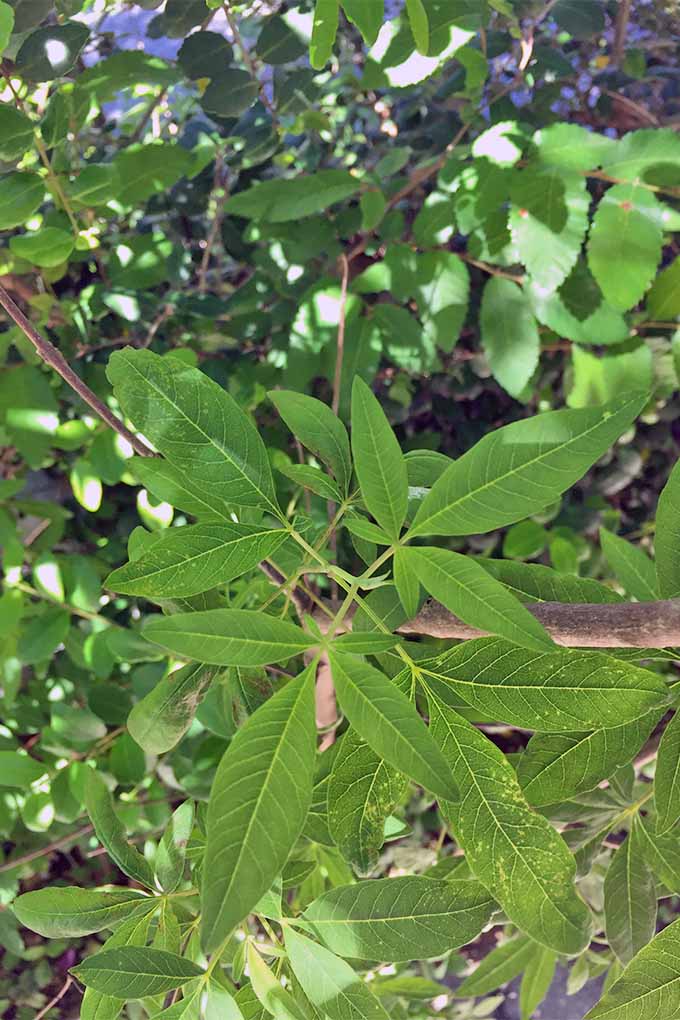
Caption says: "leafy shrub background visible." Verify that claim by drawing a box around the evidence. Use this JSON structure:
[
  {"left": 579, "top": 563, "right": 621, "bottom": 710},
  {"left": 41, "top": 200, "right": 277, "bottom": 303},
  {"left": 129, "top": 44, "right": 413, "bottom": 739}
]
[{"left": 2, "top": 1, "right": 680, "bottom": 1019}]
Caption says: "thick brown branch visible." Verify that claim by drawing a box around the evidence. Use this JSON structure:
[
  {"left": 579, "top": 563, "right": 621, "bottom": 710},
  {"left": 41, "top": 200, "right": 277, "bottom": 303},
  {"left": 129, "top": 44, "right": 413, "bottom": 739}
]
[
  {"left": 398, "top": 597, "right": 680, "bottom": 649},
  {"left": 0, "top": 283, "right": 156, "bottom": 458}
]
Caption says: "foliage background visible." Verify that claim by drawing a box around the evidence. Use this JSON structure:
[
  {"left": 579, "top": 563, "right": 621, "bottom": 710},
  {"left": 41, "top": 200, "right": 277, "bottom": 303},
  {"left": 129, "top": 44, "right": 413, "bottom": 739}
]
[{"left": 2, "top": 1, "right": 680, "bottom": 1018}]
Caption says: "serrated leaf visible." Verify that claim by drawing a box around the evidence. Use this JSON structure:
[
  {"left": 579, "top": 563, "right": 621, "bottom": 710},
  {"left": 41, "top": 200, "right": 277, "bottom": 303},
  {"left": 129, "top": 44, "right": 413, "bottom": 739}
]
[
  {"left": 604, "top": 828, "right": 656, "bottom": 966},
  {"left": 584, "top": 915, "right": 680, "bottom": 1020},
  {"left": 13, "top": 887, "right": 153, "bottom": 938},
  {"left": 303, "top": 876, "right": 496, "bottom": 961},
  {"left": 587, "top": 184, "right": 663, "bottom": 312},
  {"left": 107, "top": 349, "right": 278, "bottom": 515},
  {"left": 600, "top": 529, "right": 657, "bottom": 602},
  {"left": 518, "top": 712, "right": 659, "bottom": 807},
  {"left": 509, "top": 168, "right": 589, "bottom": 291},
  {"left": 408, "top": 392, "right": 646, "bottom": 537},
  {"left": 424, "top": 680, "right": 592, "bottom": 955},
  {"left": 106, "top": 524, "right": 287, "bottom": 598},
  {"left": 654, "top": 710, "right": 680, "bottom": 836},
  {"left": 328, "top": 728, "right": 406, "bottom": 875},
  {"left": 85, "top": 770, "right": 155, "bottom": 888},
  {"left": 286, "top": 927, "right": 390, "bottom": 1019},
  {"left": 225, "top": 169, "right": 358, "bottom": 222},
  {"left": 201, "top": 667, "right": 316, "bottom": 952},
  {"left": 403, "top": 546, "right": 553, "bottom": 651},
  {"left": 127, "top": 663, "right": 215, "bottom": 755},
  {"left": 480, "top": 277, "right": 539, "bottom": 398},
  {"left": 269, "top": 390, "right": 351, "bottom": 495},
  {"left": 455, "top": 935, "right": 534, "bottom": 997},
  {"left": 656, "top": 460, "right": 680, "bottom": 599},
  {"left": 329, "top": 652, "right": 457, "bottom": 803},
  {"left": 351, "top": 376, "right": 408, "bottom": 540},
  {"left": 144, "top": 609, "right": 316, "bottom": 666},
  {"left": 534, "top": 123, "right": 616, "bottom": 172},
  {"left": 72, "top": 947, "right": 203, "bottom": 998},
  {"left": 419, "top": 638, "right": 668, "bottom": 731}
]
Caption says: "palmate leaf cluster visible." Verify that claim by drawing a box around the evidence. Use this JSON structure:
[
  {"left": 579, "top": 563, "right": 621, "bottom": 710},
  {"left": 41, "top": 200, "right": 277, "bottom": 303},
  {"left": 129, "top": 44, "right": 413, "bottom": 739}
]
[{"left": 2, "top": 2, "right": 680, "bottom": 1019}]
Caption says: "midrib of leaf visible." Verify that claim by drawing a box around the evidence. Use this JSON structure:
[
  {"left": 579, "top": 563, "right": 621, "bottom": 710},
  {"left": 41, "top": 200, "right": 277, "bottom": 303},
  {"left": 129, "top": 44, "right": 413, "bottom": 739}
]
[
  {"left": 151, "top": 623, "right": 311, "bottom": 650},
  {"left": 357, "top": 389, "right": 403, "bottom": 537},
  {"left": 410, "top": 397, "right": 636, "bottom": 536},
  {"left": 426, "top": 690, "right": 582, "bottom": 947},
  {"left": 204, "top": 672, "right": 311, "bottom": 944},
  {"left": 126, "top": 357, "right": 279, "bottom": 516},
  {"left": 121, "top": 528, "right": 282, "bottom": 584}
]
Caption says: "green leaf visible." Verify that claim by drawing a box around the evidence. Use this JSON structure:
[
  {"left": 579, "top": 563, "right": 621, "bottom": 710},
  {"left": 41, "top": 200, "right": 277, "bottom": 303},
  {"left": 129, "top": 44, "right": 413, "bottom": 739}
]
[
  {"left": 340, "top": 0, "right": 383, "bottom": 45},
  {"left": 359, "top": 189, "right": 386, "bottom": 232},
  {"left": 480, "top": 558, "right": 623, "bottom": 605},
  {"left": 584, "top": 916, "right": 680, "bottom": 1020},
  {"left": 351, "top": 376, "right": 408, "bottom": 540},
  {"left": 0, "top": 750, "right": 46, "bottom": 788},
  {"left": 533, "top": 123, "right": 616, "bottom": 172},
  {"left": 406, "top": 0, "right": 429, "bottom": 53},
  {"left": 85, "top": 770, "right": 155, "bottom": 888},
  {"left": 0, "top": 172, "right": 45, "bottom": 229},
  {"left": 329, "top": 652, "right": 457, "bottom": 803},
  {"left": 634, "top": 815, "right": 680, "bottom": 895},
  {"left": 155, "top": 800, "right": 194, "bottom": 893},
  {"left": 269, "top": 390, "right": 351, "bottom": 495},
  {"left": 587, "top": 184, "right": 663, "bottom": 312},
  {"left": 0, "top": 2, "right": 14, "bottom": 54},
  {"left": 415, "top": 251, "right": 470, "bottom": 355},
  {"left": 108, "top": 349, "right": 278, "bottom": 515},
  {"left": 106, "top": 524, "right": 287, "bottom": 599},
  {"left": 112, "top": 143, "right": 192, "bottom": 205},
  {"left": 310, "top": 0, "right": 339, "bottom": 69},
  {"left": 81, "top": 912, "right": 154, "bottom": 1020},
  {"left": 403, "top": 546, "right": 553, "bottom": 651},
  {"left": 393, "top": 547, "right": 420, "bottom": 617},
  {"left": 480, "top": 278, "right": 539, "bottom": 398},
  {"left": 286, "top": 927, "right": 390, "bottom": 1020},
  {"left": 600, "top": 128, "right": 680, "bottom": 185},
  {"left": 127, "top": 663, "right": 215, "bottom": 754},
  {"left": 654, "top": 710, "right": 680, "bottom": 836},
  {"left": 64, "top": 164, "right": 121, "bottom": 207},
  {"left": 604, "top": 829, "right": 656, "bottom": 966},
  {"left": 455, "top": 935, "right": 534, "bottom": 997},
  {"left": 255, "top": 16, "right": 306, "bottom": 64},
  {"left": 656, "top": 460, "right": 680, "bottom": 598},
  {"left": 16, "top": 21, "right": 89, "bottom": 80},
  {"left": 425, "top": 681, "right": 592, "bottom": 955},
  {"left": 519, "top": 944, "right": 557, "bottom": 1020},
  {"left": 177, "top": 30, "right": 233, "bottom": 78},
  {"left": 278, "top": 464, "right": 342, "bottom": 503},
  {"left": 408, "top": 392, "right": 647, "bottom": 537},
  {"left": 246, "top": 943, "right": 306, "bottom": 1020},
  {"left": 201, "top": 70, "right": 258, "bottom": 117},
  {"left": 518, "top": 713, "right": 659, "bottom": 807},
  {"left": 647, "top": 256, "right": 680, "bottom": 319},
  {"left": 328, "top": 728, "right": 406, "bottom": 875},
  {"left": 144, "top": 609, "right": 316, "bottom": 666},
  {"left": 13, "top": 887, "right": 153, "bottom": 938},
  {"left": 332, "top": 632, "right": 400, "bottom": 654},
  {"left": 224, "top": 170, "right": 359, "bottom": 222},
  {"left": 0, "top": 105, "right": 34, "bottom": 161},
  {"left": 72, "top": 947, "right": 203, "bottom": 999},
  {"left": 344, "top": 517, "right": 392, "bottom": 545},
  {"left": 509, "top": 168, "right": 589, "bottom": 291},
  {"left": 600, "top": 529, "right": 658, "bottom": 602},
  {"left": 201, "top": 667, "right": 316, "bottom": 952},
  {"left": 303, "top": 876, "right": 496, "bottom": 961},
  {"left": 419, "top": 638, "right": 668, "bottom": 731},
  {"left": 130, "top": 457, "right": 232, "bottom": 522}
]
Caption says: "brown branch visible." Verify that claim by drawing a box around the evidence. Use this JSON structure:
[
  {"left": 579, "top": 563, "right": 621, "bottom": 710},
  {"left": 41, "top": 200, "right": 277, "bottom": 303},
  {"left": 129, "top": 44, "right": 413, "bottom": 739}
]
[
  {"left": 612, "top": 0, "right": 632, "bottom": 66},
  {"left": 198, "top": 151, "right": 227, "bottom": 294},
  {"left": 222, "top": 2, "right": 278, "bottom": 124},
  {"left": 0, "top": 283, "right": 156, "bottom": 458},
  {"left": 397, "top": 597, "right": 680, "bottom": 649},
  {"left": 34, "top": 976, "right": 74, "bottom": 1020}
]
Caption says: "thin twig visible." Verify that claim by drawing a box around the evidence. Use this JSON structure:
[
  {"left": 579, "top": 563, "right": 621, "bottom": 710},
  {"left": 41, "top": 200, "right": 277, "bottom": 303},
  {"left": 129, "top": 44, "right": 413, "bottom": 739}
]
[
  {"left": 198, "top": 151, "right": 227, "bottom": 295},
  {"left": 612, "top": 0, "right": 632, "bottom": 66},
  {"left": 0, "top": 824, "right": 95, "bottom": 875},
  {"left": 0, "top": 284, "right": 156, "bottom": 458},
  {"left": 128, "top": 87, "right": 168, "bottom": 146},
  {"left": 142, "top": 302, "right": 175, "bottom": 348},
  {"left": 34, "top": 976, "right": 74, "bottom": 1020},
  {"left": 458, "top": 252, "right": 525, "bottom": 283},
  {"left": 222, "top": 2, "right": 278, "bottom": 123}
]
